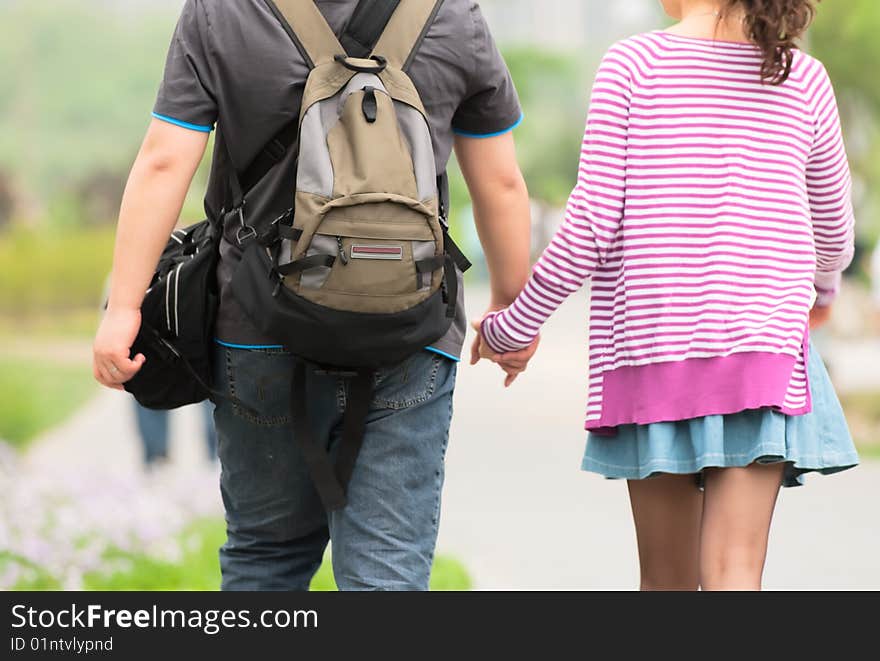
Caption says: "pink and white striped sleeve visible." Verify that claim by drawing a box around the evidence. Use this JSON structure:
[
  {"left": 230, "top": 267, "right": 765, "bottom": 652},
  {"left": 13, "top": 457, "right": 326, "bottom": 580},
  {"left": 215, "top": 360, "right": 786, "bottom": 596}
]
[
  {"left": 481, "top": 47, "right": 631, "bottom": 353},
  {"left": 805, "top": 62, "right": 855, "bottom": 307}
]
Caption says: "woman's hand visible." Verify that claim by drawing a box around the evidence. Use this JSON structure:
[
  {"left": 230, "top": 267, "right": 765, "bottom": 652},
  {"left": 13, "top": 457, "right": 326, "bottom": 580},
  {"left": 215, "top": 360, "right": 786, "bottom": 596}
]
[{"left": 93, "top": 306, "right": 146, "bottom": 390}]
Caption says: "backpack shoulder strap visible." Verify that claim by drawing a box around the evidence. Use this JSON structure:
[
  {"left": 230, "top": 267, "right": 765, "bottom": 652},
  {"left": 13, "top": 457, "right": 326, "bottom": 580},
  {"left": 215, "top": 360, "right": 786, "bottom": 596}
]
[
  {"left": 371, "top": 0, "right": 445, "bottom": 71},
  {"left": 264, "top": 0, "right": 344, "bottom": 68}
]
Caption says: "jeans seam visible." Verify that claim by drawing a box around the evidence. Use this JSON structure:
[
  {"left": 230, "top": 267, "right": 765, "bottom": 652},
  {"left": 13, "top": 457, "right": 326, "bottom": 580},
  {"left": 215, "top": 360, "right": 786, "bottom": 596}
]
[{"left": 428, "top": 366, "right": 455, "bottom": 569}]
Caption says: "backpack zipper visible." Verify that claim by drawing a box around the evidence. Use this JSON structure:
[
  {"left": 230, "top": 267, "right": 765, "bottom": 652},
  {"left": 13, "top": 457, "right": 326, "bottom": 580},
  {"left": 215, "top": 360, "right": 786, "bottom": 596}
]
[{"left": 336, "top": 236, "right": 349, "bottom": 265}]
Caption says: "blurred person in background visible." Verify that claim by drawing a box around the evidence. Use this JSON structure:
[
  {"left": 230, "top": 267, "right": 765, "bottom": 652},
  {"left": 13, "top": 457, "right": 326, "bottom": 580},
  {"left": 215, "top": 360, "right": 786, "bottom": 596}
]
[
  {"left": 477, "top": 0, "right": 858, "bottom": 590},
  {"left": 133, "top": 402, "right": 217, "bottom": 470}
]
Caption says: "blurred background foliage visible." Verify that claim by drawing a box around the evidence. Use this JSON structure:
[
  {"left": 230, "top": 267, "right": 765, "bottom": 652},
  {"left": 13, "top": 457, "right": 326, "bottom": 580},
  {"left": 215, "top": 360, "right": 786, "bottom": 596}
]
[{"left": 811, "top": 0, "right": 880, "bottom": 252}]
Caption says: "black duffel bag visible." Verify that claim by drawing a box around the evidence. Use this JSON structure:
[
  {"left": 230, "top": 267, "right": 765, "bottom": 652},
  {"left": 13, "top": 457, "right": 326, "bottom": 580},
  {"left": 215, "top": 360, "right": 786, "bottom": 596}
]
[{"left": 124, "top": 219, "right": 220, "bottom": 410}]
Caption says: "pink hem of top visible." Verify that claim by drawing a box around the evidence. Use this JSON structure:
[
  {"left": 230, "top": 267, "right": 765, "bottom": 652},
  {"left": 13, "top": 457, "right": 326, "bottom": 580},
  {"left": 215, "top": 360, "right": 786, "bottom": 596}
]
[{"left": 589, "top": 342, "right": 812, "bottom": 436}]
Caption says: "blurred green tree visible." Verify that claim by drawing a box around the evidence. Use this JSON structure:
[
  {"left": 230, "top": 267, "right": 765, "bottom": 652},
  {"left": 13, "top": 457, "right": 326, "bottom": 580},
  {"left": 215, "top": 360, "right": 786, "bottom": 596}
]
[
  {"left": 503, "top": 47, "right": 592, "bottom": 207},
  {"left": 811, "top": 0, "right": 880, "bottom": 245},
  {"left": 0, "top": 1, "right": 176, "bottom": 222}
]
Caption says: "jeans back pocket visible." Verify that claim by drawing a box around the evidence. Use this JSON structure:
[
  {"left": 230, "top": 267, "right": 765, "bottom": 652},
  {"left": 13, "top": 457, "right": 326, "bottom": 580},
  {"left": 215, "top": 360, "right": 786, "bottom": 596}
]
[{"left": 371, "top": 351, "right": 445, "bottom": 410}]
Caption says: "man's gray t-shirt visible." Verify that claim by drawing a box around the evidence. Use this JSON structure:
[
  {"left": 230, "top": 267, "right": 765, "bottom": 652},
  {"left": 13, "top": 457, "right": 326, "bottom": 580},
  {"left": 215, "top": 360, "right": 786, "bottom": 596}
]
[{"left": 153, "top": 0, "right": 522, "bottom": 360}]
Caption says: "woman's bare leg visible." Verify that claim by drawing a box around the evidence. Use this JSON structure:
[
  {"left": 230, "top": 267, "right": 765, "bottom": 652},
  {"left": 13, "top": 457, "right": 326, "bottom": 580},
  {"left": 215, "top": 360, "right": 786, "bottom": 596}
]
[
  {"left": 627, "top": 474, "right": 703, "bottom": 591},
  {"left": 700, "top": 463, "right": 785, "bottom": 590}
]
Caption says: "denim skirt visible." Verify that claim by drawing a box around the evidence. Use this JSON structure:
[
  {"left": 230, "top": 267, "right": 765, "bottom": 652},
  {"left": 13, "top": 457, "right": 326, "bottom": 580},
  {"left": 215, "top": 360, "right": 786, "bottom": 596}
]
[{"left": 582, "top": 343, "right": 859, "bottom": 488}]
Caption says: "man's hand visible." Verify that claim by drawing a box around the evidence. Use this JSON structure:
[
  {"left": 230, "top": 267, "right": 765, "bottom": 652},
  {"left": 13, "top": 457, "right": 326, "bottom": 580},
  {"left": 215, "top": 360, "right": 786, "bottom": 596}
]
[
  {"left": 810, "top": 304, "right": 832, "bottom": 331},
  {"left": 469, "top": 307, "right": 504, "bottom": 365},
  {"left": 495, "top": 337, "right": 540, "bottom": 387},
  {"left": 93, "top": 307, "right": 146, "bottom": 390},
  {"left": 470, "top": 316, "right": 540, "bottom": 387}
]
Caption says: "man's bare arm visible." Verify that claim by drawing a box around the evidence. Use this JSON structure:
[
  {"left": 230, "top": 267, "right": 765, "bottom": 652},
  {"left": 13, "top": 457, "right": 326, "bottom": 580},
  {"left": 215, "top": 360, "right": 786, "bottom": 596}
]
[
  {"left": 93, "top": 120, "right": 209, "bottom": 389},
  {"left": 454, "top": 133, "right": 538, "bottom": 385}
]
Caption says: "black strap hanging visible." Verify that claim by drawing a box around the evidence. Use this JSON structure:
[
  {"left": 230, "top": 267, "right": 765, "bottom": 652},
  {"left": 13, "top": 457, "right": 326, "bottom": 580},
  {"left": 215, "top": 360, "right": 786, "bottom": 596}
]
[
  {"left": 334, "top": 370, "right": 375, "bottom": 492},
  {"left": 291, "top": 362, "right": 375, "bottom": 512}
]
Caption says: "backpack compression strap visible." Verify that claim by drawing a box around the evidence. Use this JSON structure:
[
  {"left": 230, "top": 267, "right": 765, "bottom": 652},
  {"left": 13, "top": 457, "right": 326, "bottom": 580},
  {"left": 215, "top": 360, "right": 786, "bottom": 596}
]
[
  {"left": 265, "top": 0, "right": 345, "bottom": 68},
  {"left": 371, "top": 0, "right": 446, "bottom": 71}
]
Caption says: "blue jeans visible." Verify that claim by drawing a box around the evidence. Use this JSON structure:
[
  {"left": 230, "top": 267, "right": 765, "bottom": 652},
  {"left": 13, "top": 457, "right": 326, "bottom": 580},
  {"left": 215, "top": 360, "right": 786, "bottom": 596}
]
[{"left": 212, "top": 346, "right": 457, "bottom": 591}]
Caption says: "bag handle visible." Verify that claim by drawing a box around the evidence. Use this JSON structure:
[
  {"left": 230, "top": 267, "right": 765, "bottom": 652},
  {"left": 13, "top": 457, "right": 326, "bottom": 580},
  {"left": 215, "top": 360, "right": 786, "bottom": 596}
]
[
  {"left": 264, "top": 0, "right": 345, "bottom": 68},
  {"left": 371, "top": 0, "right": 445, "bottom": 71}
]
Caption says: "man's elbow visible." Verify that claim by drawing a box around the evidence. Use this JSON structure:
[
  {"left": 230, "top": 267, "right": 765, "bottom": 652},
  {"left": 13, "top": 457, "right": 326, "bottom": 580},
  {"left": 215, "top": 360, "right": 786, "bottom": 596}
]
[
  {"left": 489, "top": 166, "right": 528, "bottom": 198},
  {"left": 137, "top": 148, "right": 181, "bottom": 175}
]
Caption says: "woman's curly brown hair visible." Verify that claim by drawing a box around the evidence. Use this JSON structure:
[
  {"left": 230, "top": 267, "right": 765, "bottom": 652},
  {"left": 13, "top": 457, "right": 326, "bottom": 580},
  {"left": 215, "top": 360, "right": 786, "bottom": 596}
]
[{"left": 724, "top": 0, "right": 819, "bottom": 85}]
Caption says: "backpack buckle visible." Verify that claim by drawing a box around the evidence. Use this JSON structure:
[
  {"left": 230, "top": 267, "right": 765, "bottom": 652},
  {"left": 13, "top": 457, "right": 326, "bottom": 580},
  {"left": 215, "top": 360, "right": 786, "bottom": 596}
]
[{"left": 235, "top": 204, "right": 257, "bottom": 245}]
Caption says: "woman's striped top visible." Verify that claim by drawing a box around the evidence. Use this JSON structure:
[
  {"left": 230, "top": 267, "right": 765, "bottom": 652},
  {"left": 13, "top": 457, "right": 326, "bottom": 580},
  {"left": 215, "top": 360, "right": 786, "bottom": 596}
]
[{"left": 482, "top": 31, "right": 855, "bottom": 432}]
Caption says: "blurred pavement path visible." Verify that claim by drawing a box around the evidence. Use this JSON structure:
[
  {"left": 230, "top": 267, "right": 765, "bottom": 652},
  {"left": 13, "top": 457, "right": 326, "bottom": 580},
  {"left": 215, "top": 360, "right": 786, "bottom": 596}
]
[
  {"left": 25, "top": 388, "right": 218, "bottom": 487},
  {"left": 24, "top": 285, "right": 880, "bottom": 590},
  {"left": 822, "top": 340, "right": 880, "bottom": 394}
]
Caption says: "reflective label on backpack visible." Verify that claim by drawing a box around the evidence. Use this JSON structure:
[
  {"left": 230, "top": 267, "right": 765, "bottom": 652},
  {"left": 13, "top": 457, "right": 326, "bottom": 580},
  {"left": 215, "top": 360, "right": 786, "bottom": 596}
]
[{"left": 350, "top": 245, "right": 404, "bottom": 261}]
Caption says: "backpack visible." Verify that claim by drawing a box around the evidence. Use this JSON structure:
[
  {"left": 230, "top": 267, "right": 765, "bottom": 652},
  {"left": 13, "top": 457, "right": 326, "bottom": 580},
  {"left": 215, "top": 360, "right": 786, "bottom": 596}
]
[{"left": 230, "top": 0, "right": 471, "bottom": 511}]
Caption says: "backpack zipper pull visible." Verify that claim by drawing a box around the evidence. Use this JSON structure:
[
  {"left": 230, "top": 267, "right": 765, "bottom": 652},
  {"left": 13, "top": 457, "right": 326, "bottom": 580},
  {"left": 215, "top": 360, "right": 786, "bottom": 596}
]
[
  {"left": 362, "top": 86, "right": 378, "bottom": 123},
  {"left": 337, "top": 236, "right": 349, "bottom": 265}
]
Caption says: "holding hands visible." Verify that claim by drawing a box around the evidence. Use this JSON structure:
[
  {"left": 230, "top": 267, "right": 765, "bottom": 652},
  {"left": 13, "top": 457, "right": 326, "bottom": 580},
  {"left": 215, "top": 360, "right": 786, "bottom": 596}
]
[{"left": 470, "top": 307, "right": 540, "bottom": 388}]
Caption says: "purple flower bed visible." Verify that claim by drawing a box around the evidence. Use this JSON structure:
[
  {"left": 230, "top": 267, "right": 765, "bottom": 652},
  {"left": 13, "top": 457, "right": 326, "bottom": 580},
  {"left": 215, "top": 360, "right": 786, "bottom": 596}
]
[{"left": 0, "top": 441, "right": 222, "bottom": 590}]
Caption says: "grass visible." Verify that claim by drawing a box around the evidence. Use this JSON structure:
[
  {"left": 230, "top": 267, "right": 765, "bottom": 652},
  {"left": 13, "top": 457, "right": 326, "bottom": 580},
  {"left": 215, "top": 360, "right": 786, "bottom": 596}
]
[
  {"left": 83, "top": 519, "right": 228, "bottom": 591},
  {"left": 9, "top": 519, "right": 472, "bottom": 591},
  {"left": 0, "top": 355, "right": 96, "bottom": 448}
]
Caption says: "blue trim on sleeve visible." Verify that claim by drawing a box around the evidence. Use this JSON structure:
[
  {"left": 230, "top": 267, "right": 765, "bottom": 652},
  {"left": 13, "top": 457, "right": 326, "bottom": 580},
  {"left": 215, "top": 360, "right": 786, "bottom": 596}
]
[
  {"left": 452, "top": 113, "right": 524, "bottom": 139},
  {"left": 215, "top": 339, "right": 285, "bottom": 351},
  {"left": 425, "top": 346, "right": 461, "bottom": 363},
  {"left": 152, "top": 112, "right": 214, "bottom": 133}
]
